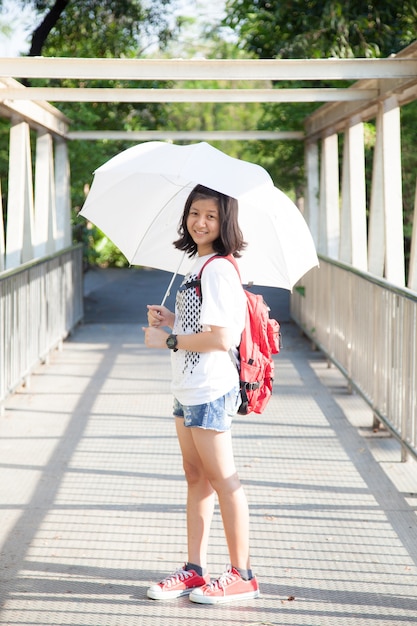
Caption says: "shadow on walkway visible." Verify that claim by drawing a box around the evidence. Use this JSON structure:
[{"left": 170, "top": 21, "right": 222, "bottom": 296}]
[{"left": 0, "top": 268, "right": 416, "bottom": 626}]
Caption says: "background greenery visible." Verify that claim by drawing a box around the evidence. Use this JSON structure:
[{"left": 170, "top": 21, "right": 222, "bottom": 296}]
[{"left": 1, "top": 0, "right": 417, "bottom": 268}]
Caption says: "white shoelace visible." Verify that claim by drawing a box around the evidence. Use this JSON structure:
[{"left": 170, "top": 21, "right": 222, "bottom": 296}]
[
  {"left": 206, "top": 567, "right": 236, "bottom": 591},
  {"left": 161, "top": 568, "right": 193, "bottom": 588}
]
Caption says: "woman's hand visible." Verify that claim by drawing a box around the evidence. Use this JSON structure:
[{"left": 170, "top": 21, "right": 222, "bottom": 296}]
[
  {"left": 142, "top": 326, "right": 169, "bottom": 349},
  {"left": 147, "top": 305, "right": 175, "bottom": 329}
]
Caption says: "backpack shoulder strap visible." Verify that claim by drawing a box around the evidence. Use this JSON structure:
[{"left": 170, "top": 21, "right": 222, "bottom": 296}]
[
  {"left": 178, "top": 254, "right": 239, "bottom": 297},
  {"left": 196, "top": 254, "right": 243, "bottom": 371},
  {"left": 198, "top": 254, "right": 241, "bottom": 285}
]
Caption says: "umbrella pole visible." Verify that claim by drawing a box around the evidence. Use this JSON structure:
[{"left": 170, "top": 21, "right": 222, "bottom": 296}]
[{"left": 160, "top": 253, "right": 187, "bottom": 306}]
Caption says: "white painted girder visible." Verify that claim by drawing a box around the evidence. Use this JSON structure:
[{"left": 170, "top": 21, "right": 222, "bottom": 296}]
[
  {"left": 0, "top": 78, "right": 69, "bottom": 137},
  {"left": 0, "top": 87, "right": 378, "bottom": 103},
  {"left": 1, "top": 56, "right": 417, "bottom": 81},
  {"left": 67, "top": 130, "right": 304, "bottom": 141}
]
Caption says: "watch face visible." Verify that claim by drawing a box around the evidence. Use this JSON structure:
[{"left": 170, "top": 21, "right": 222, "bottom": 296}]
[{"left": 167, "top": 334, "right": 177, "bottom": 349}]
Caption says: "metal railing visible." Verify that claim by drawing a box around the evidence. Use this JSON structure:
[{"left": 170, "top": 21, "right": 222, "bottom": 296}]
[
  {"left": 0, "top": 246, "right": 83, "bottom": 412},
  {"left": 291, "top": 255, "right": 417, "bottom": 461}
]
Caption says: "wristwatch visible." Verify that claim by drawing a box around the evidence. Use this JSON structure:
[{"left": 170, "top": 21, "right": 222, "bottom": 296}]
[{"left": 166, "top": 334, "right": 178, "bottom": 352}]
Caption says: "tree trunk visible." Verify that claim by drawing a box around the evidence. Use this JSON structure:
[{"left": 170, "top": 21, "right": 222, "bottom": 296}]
[{"left": 29, "top": 0, "right": 70, "bottom": 56}]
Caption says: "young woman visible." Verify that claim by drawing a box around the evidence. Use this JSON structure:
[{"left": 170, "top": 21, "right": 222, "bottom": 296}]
[{"left": 142, "top": 184, "right": 259, "bottom": 605}]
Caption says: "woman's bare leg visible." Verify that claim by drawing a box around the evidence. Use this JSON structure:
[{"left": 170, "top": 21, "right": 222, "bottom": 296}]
[
  {"left": 175, "top": 418, "right": 215, "bottom": 568},
  {"left": 176, "top": 417, "right": 251, "bottom": 571}
]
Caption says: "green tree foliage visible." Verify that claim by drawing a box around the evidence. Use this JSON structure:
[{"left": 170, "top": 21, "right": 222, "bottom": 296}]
[
  {"left": 222, "top": 0, "right": 417, "bottom": 231},
  {"left": 224, "top": 0, "right": 417, "bottom": 59},
  {"left": 34, "top": 0, "right": 175, "bottom": 57},
  {"left": 0, "top": 10, "right": 13, "bottom": 40},
  {"left": 401, "top": 101, "right": 417, "bottom": 256},
  {"left": 0, "top": 0, "right": 175, "bottom": 56}
]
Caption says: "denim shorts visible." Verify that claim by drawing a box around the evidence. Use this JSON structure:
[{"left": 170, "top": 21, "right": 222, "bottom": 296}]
[{"left": 173, "top": 386, "right": 240, "bottom": 432}]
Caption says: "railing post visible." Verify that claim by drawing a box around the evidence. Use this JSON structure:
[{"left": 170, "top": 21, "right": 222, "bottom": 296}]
[
  {"left": 304, "top": 140, "right": 320, "bottom": 247},
  {"left": 34, "top": 130, "right": 56, "bottom": 258},
  {"left": 318, "top": 133, "right": 339, "bottom": 257},
  {"left": 340, "top": 118, "right": 367, "bottom": 270},
  {"left": 54, "top": 138, "right": 72, "bottom": 250},
  {"left": 381, "top": 97, "right": 405, "bottom": 285},
  {"left": 5, "top": 119, "right": 35, "bottom": 269}
]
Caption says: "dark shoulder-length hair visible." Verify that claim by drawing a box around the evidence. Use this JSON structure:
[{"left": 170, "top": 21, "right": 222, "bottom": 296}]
[{"left": 173, "top": 184, "right": 247, "bottom": 258}]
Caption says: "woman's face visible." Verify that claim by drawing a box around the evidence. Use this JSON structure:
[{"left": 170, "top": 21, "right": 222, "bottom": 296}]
[{"left": 186, "top": 197, "right": 220, "bottom": 256}]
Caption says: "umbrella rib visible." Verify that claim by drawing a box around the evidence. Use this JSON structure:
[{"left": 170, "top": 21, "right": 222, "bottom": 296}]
[
  {"left": 130, "top": 182, "right": 191, "bottom": 307},
  {"left": 130, "top": 183, "right": 191, "bottom": 263}
]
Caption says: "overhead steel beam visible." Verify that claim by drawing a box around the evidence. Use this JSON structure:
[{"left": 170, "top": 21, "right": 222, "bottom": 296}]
[
  {"left": 0, "top": 86, "right": 379, "bottom": 103},
  {"left": 1, "top": 56, "right": 417, "bottom": 81},
  {"left": 305, "top": 41, "right": 417, "bottom": 138},
  {"left": 306, "top": 76, "right": 417, "bottom": 138},
  {"left": 67, "top": 130, "right": 304, "bottom": 141},
  {"left": 0, "top": 77, "right": 70, "bottom": 136},
  {"left": 0, "top": 99, "right": 69, "bottom": 136}
]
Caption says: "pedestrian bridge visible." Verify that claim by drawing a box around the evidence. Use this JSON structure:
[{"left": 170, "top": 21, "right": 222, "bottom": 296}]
[
  {"left": 1, "top": 48, "right": 417, "bottom": 461},
  {"left": 0, "top": 50, "right": 417, "bottom": 625}
]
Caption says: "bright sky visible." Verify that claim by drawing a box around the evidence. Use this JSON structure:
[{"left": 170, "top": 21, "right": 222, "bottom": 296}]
[
  {"left": 0, "top": 0, "right": 227, "bottom": 57},
  {"left": 0, "top": 0, "right": 35, "bottom": 55}
]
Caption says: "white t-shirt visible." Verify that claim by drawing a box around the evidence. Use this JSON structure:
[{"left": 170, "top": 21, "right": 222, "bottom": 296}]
[{"left": 171, "top": 254, "right": 246, "bottom": 406}]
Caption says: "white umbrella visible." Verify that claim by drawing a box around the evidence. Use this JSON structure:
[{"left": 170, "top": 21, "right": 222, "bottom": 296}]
[{"left": 80, "top": 141, "right": 318, "bottom": 290}]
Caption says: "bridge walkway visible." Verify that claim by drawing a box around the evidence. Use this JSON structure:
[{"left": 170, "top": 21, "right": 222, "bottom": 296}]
[{"left": 0, "top": 267, "right": 416, "bottom": 625}]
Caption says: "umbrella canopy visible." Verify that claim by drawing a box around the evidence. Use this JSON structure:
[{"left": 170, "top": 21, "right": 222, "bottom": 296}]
[{"left": 80, "top": 141, "right": 318, "bottom": 289}]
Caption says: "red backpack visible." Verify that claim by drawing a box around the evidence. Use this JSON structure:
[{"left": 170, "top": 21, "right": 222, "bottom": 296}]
[{"left": 196, "top": 255, "right": 281, "bottom": 415}]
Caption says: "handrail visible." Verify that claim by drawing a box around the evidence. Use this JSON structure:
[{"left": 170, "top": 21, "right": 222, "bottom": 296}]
[
  {"left": 0, "top": 244, "right": 81, "bottom": 280},
  {"left": 315, "top": 255, "right": 417, "bottom": 301},
  {"left": 0, "top": 246, "right": 83, "bottom": 413},
  {"left": 291, "top": 255, "right": 417, "bottom": 461}
]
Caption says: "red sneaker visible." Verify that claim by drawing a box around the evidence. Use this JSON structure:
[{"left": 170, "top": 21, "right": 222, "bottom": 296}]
[
  {"left": 189, "top": 566, "right": 260, "bottom": 604},
  {"left": 147, "top": 566, "right": 210, "bottom": 600}
]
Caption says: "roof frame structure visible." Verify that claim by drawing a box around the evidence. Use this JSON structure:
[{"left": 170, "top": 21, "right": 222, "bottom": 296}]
[
  {"left": 305, "top": 41, "right": 417, "bottom": 138},
  {"left": 1, "top": 43, "right": 417, "bottom": 284},
  {"left": 1, "top": 42, "right": 417, "bottom": 141}
]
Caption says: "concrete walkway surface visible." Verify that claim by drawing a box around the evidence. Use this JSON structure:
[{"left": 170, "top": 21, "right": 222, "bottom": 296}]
[{"left": 1, "top": 267, "right": 417, "bottom": 626}]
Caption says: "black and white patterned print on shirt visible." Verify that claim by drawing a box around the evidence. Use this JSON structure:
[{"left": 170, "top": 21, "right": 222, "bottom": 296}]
[{"left": 176, "top": 272, "right": 203, "bottom": 375}]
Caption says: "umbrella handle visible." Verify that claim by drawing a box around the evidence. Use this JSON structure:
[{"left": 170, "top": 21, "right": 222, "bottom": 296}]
[
  {"left": 161, "top": 272, "right": 177, "bottom": 307},
  {"left": 160, "top": 252, "right": 187, "bottom": 307}
]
